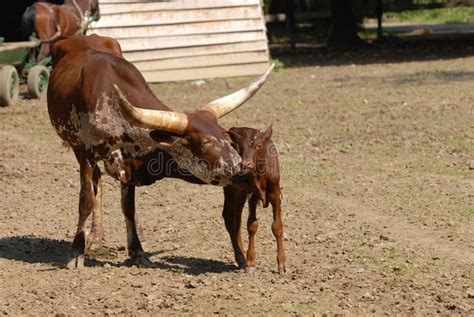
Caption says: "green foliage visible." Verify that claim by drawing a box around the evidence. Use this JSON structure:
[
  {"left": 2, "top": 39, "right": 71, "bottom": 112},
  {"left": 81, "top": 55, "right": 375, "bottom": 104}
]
[
  {"left": 263, "top": 0, "right": 474, "bottom": 20},
  {"left": 384, "top": 7, "right": 474, "bottom": 23},
  {"left": 264, "top": 1, "right": 474, "bottom": 46},
  {"left": 271, "top": 58, "right": 285, "bottom": 71}
]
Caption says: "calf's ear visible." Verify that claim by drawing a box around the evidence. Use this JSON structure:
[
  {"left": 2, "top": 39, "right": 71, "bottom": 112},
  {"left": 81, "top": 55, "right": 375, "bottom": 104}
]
[
  {"left": 226, "top": 129, "right": 241, "bottom": 143},
  {"left": 225, "top": 130, "right": 241, "bottom": 152},
  {"left": 222, "top": 131, "right": 234, "bottom": 144},
  {"left": 263, "top": 124, "right": 273, "bottom": 141}
]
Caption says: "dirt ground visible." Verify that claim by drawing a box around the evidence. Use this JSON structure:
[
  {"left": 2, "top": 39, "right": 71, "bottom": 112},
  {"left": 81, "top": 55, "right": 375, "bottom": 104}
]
[{"left": 0, "top": 43, "right": 473, "bottom": 315}]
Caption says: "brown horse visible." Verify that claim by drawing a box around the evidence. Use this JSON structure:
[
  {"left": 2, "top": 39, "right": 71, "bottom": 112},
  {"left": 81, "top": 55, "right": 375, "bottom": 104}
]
[{"left": 21, "top": 0, "right": 100, "bottom": 61}]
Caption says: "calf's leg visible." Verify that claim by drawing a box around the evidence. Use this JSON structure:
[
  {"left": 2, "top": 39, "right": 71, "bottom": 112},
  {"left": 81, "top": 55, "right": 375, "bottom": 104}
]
[
  {"left": 246, "top": 194, "right": 259, "bottom": 273},
  {"left": 222, "top": 186, "right": 247, "bottom": 269},
  {"left": 121, "top": 183, "right": 155, "bottom": 268},
  {"left": 268, "top": 184, "right": 286, "bottom": 274}
]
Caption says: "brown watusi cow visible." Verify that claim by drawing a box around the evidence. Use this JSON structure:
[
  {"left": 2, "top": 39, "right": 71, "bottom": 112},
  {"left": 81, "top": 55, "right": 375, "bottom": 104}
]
[
  {"left": 225, "top": 125, "right": 286, "bottom": 273},
  {"left": 47, "top": 34, "right": 274, "bottom": 269}
]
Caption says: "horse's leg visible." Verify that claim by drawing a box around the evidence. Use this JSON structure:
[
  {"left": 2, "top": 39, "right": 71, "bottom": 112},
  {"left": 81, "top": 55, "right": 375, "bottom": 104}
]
[
  {"left": 66, "top": 151, "right": 97, "bottom": 269},
  {"left": 246, "top": 194, "right": 259, "bottom": 273},
  {"left": 121, "top": 183, "right": 155, "bottom": 268},
  {"left": 28, "top": 48, "right": 37, "bottom": 63},
  {"left": 37, "top": 43, "right": 51, "bottom": 62},
  {"left": 268, "top": 182, "right": 286, "bottom": 274},
  {"left": 86, "top": 165, "right": 104, "bottom": 250},
  {"left": 34, "top": 5, "right": 56, "bottom": 61},
  {"left": 222, "top": 185, "right": 247, "bottom": 269}
]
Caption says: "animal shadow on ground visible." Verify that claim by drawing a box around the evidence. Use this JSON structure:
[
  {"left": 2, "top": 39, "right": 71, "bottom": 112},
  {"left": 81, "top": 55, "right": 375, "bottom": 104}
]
[
  {"left": 0, "top": 235, "right": 237, "bottom": 274},
  {"left": 0, "top": 235, "right": 104, "bottom": 268},
  {"left": 153, "top": 255, "right": 238, "bottom": 275}
]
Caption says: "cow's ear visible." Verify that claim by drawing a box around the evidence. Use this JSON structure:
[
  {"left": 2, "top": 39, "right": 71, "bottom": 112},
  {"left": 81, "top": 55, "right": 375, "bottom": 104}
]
[
  {"left": 149, "top": 131, "right": 180, "bottom": 148},
  {"left": 263, "top": 124, "right": 273, "bottom": 141}
]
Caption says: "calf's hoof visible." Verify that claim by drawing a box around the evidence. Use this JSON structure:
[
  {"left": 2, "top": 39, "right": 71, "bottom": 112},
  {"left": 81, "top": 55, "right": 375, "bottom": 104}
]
[
  {"left": 245, "top": 266, "right": 257, "bottom": 274},
  {"left": 132, "top": 255, "right": 157, "bottom": 268},
  {"left": 278, "top": 266, "right": 287, "bottom": 274},
  {"left": 86, "top": 236, "right": 104, "bottom": 251},
  {"left": 66, "top": 255, "right": 85, "bottom": 269}
]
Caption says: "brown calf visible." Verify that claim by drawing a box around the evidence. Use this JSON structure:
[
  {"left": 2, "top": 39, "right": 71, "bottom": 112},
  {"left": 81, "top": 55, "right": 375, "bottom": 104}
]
[{"left": 225, "top": 125, "right": 286, "bottom": 273}]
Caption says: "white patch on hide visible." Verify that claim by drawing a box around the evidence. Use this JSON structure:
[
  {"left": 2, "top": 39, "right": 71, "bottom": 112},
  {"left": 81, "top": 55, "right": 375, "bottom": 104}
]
[
  {"left": 164, "top": 136, "right": 241, "bottom": 186},
  {"left": 104, "top": 149, "right": 128, "bottom": 183},
  {"left": 51, "top": 93, "right": 241, "bottom": 186}
]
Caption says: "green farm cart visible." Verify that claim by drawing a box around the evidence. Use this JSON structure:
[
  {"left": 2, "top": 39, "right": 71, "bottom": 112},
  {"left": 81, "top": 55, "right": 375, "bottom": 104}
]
[{"left": 0, "top": 37, "right": 50, "bottom": 107}]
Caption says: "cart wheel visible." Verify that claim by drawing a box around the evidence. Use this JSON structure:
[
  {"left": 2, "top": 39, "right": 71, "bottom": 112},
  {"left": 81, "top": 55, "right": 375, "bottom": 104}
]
[
  {"left": 0, "top": 66, "right": 20, "bottom": 107},
  {"left": 27, "top": 65, "right": 49, "bottom": 99}
]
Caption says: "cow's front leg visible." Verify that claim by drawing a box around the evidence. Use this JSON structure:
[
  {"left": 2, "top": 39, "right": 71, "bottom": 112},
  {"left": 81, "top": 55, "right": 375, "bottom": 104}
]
[
  {"left": 223, "top": 185, "right": 247, "bottom": 269},
  {"left": 86, "top": 165, "right": 105, "bottom": 250},
  {"left": 121, "top": 183, "right": 155, "bottom": 268},
  {"left": 67, "top": 160, "right": 96, "bottom": 269}
]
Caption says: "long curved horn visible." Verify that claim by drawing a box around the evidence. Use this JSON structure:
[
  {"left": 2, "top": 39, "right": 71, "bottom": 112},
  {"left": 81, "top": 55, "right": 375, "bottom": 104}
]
[
  {"left": 201, "top": 63, "right": 274, "bottom": 118},
  {"left": 113, "top": 85, "right": 188, "bottom": 134}
]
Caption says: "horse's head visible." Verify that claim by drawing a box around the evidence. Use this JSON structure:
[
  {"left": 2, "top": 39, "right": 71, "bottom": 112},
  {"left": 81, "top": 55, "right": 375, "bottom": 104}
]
[
  {"left": 88, "top": 0, "right": 100, "bottom": 21},
  {"left": 69, "top": 0, "right": 100, "bottom": 21}
]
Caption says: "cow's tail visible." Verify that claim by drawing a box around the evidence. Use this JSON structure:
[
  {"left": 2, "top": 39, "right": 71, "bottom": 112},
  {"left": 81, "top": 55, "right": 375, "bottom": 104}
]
[{"left": 21, "top": 4, "right": 37, "bottom": 40}]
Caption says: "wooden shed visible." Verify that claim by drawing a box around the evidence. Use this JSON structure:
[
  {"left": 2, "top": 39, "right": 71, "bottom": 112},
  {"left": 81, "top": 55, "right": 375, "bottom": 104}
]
[{"left": 87, "top": 0, "right": 270, "bottom": 82}]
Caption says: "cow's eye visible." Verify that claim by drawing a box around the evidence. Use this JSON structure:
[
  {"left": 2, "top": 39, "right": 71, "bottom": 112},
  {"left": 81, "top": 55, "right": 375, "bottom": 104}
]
[{"left": 201, "top": 139, "right": 214, "bottom": 152}]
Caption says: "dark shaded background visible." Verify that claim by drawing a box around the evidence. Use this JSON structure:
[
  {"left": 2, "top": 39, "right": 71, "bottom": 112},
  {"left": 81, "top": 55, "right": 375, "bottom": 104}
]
[{"left": 0, "top": 0, "right": 63, "bottom": 41}]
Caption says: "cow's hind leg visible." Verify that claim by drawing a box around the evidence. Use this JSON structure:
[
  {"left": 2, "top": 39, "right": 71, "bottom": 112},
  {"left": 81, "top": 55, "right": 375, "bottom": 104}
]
[
  {"left": 67, "top": 158, "right": 97, "bottom": 269},
  {"left": 246, "top": 194, "right": 259, "bottom": 273},
  {"left": 86, "top": 165, "right": 104, "bottom": 250},
  {"left": 121, "top": 183, "right": 155, "bottom": 268},
  {"left": 223, "top": 186, "right": 247, "bottom": 269}
]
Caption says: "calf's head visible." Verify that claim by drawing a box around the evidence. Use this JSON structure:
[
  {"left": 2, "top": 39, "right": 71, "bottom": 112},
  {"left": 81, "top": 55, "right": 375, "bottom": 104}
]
[
  {"left": 228, "top": 125, "right": 273, "bottom": 174},
  {"left": 114, "top": 64, "right": 274, "bottom": 185}
]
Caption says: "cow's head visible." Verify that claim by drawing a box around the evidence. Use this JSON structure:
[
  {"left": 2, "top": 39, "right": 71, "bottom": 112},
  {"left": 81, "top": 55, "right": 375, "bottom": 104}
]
[
  {"left": 113, "top": 64, "right": 274, "bottom": 185},
  {"left": 228, "top": 125, "right": 273, "bottom": 174}
]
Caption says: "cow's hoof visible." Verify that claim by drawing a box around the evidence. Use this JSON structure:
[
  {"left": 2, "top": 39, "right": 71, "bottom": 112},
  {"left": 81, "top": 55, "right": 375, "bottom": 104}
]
[
  {"left": 245, "top": 266, "right": 257, "bottom": 274},
  {"left": 236, "top": 259, "right": 247, "bottom": 270},
  {"left": 66, "top": 255, "right": 85, "bottom": 269},
  {"left": 278, "top": 266, "right": 287, "bottom": 274},
  {"left": 133, "top": 256, "right": 156, "bottom": 268}
]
